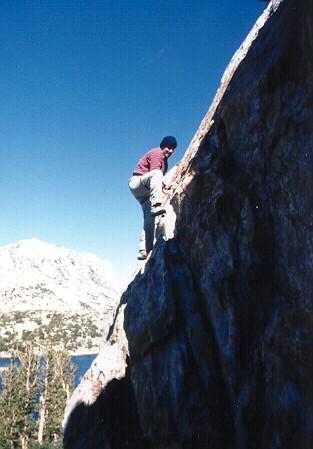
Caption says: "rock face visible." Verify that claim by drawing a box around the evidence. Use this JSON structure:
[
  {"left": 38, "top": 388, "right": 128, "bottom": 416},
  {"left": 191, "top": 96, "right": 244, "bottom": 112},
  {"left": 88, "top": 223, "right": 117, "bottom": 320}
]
[
  {"left": 64, "top": 1, "right": 313, "bottom": 448},
  {"left": 63, "top": 303, "right": 131, "bottom": 448}
]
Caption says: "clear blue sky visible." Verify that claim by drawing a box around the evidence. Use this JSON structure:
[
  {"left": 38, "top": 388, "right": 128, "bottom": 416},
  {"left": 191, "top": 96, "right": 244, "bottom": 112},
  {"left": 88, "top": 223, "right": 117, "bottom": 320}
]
[{"left": 0, "top": 0, "right": 266, "bottom": 287}]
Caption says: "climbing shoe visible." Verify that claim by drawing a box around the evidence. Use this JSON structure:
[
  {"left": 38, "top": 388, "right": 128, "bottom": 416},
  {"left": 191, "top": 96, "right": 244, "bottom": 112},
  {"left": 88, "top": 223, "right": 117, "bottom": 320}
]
[
  {"left": 137, "top": 250, "right": 148, "bottom": 260},
  {"left": 151, "top": 205, "right": 166, "bottom": 216}
]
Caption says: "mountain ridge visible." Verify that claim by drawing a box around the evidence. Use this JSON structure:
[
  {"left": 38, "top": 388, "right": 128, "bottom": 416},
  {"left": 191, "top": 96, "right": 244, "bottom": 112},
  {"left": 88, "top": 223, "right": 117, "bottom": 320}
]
[
  {"left": 0, "top": 238, "right": 117, "bottom": 313},
  {"left": 0, "top": 239, "right": 119, "bottom": 354}
]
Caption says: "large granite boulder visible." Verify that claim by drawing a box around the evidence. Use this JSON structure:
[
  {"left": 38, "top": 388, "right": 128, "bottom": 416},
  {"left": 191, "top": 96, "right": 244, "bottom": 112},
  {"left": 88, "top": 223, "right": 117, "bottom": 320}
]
[{"left": 64, "top": 1, "right": 313, "bottom": 448}]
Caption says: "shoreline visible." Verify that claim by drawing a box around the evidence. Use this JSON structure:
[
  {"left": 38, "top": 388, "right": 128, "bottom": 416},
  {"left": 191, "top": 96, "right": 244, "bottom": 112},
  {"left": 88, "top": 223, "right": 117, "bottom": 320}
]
[{"left": 0, "top": 349, "right": 99, "bottom": 359}]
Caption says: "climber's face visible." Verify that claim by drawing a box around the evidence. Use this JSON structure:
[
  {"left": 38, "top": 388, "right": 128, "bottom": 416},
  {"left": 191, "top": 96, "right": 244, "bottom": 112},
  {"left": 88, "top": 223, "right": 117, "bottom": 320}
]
[{"left": 162, "top": 146, "right": 175, "bottom": 158}]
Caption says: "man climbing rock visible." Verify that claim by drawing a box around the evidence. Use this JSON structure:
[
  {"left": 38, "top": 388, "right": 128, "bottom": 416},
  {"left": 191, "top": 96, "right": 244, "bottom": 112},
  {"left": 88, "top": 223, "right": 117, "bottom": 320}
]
[{"left": 129, "top": 136, "right": 177, "bottom": 260}]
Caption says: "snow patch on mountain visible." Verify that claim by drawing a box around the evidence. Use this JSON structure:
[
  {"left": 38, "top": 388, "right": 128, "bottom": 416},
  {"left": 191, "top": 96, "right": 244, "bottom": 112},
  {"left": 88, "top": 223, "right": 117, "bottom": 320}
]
[{"left": 0, "top": 239, "right": 118, "bottom": 313}]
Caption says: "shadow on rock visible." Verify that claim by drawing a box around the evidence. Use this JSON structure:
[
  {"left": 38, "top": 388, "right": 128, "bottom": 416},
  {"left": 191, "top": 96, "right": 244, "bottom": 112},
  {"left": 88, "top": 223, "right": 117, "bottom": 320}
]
[{"left": 63, "top": 368, "right": 149, "bottom": 449}]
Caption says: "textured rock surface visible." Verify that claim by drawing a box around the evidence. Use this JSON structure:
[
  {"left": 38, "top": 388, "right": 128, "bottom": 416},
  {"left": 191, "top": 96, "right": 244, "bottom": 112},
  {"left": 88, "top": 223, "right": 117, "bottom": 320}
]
[
  {"left": 63, "top": 303, "right": 131, "bottom": 448},
  {"left": 64, "top": 1, "right": 313, "bottom": 448}
]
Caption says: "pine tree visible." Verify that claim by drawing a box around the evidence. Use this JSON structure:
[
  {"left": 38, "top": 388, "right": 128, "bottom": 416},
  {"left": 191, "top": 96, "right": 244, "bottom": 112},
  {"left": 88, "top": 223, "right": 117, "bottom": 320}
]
[
  {"left": 38, "top": 348, "right": 75, "bottom": 446},
  {"left": 17, "top": 345, "right": 40, "bottom": 449},
  {"left": 0, "top": 344, "right": 40, "bottom": 449},
  {"left": 0, "top": 360, "right": 21, "bottom": 449},
  {"left": 0, "top": 345, "right": 75, "bottom": 449}
]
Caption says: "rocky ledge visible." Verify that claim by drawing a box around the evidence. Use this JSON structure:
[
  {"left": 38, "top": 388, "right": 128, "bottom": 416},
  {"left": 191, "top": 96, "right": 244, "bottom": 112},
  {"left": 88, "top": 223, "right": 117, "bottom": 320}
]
[{"left": 64, "top": 1, "right": 313, "bottom": 448}]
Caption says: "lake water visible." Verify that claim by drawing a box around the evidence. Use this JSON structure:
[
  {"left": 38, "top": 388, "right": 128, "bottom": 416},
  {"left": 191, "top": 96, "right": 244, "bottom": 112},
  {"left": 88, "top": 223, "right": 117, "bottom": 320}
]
[
  {"left": 72, "top": 354, "right": 97, "bottom": 385},
  {"left": 0, "top": 353, "right": 97, "bottom": 387}
]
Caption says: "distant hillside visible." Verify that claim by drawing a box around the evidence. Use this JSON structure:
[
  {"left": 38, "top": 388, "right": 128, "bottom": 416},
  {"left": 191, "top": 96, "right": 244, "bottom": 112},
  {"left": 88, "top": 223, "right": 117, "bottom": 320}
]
[{"left": 0, "top": 239, "right": 119, "bottom": 354}]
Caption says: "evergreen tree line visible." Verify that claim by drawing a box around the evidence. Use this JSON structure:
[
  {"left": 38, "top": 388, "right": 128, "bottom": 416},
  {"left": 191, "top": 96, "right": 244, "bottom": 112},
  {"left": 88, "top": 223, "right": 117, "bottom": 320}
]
[{"left": 0, "top": 344, "right": 75, "bottom": 449}]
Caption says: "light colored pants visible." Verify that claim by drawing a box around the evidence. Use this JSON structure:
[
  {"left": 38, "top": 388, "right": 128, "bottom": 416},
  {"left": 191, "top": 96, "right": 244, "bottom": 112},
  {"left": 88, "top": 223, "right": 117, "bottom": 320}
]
[{"left": 128, "top": 169, "right": 163, "bottom": 254}]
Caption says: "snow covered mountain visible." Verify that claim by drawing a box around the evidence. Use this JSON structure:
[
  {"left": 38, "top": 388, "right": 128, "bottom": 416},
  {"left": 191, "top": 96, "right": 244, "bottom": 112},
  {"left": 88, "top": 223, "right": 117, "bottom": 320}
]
[
  {"left": 0, "top": 239, "right": 118, "bottom": 313},
  {"left": 0, "top": 239, "right": 120, "bottom": 354}
]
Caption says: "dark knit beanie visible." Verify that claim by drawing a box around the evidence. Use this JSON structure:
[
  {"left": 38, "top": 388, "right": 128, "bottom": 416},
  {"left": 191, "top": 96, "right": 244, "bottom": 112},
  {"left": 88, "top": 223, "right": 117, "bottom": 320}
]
[{"left": 160, "top": 136, "right": 177, "bottom": 149}]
